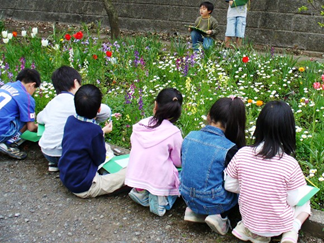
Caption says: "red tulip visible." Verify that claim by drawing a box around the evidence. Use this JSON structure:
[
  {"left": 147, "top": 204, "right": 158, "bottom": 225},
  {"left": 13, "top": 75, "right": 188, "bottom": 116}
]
[
  {"left": 73, "top": 31, "right": 83, "bottom": 40},
  {"left": 65, "top": 34, "right": 71, "bottom": 40},
  {"left": 106, "top": 51, "right": 112, "bottom": 57},
  {"left": 242, "top": 56, "right": 249, "bottom": 63},
  {"left": 12, "top": 31, "right": 18, "bottom": 37},
  {"left": 93, "top": 54, "right": 98, "bottom": 60}
]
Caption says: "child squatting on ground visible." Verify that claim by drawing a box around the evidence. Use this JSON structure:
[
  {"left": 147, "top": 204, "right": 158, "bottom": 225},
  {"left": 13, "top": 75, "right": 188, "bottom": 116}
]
[
  {"left": 37, "top": 66, "right": 111, "bottom": 172},
  {"left": 189, "top": 1, "right": 219, "bottom": 50},
  {"left": 180, "top": 97, "right": 246, "bottom": 235},
  {"left": 125, "top": 88, "right": 183, "bottom": 216},
  {"left": 58, "top": 84, "right": 126, "bottom": 198},
  {"left": 225, "top": 101, "right": 311, "bottom": 243},
  {"left": 0, "top": 68, "right": 41, "bottom": 160}
]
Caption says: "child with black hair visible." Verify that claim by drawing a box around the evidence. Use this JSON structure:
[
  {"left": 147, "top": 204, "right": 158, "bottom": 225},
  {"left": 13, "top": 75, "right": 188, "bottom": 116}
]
[
  {"left": 58, "top": 84, "right": 126, "bottom": 198},
  {"left": 0, "top": 68, "right": 41, "bottom": 159},
  {"left": 37, "top": 66, "right": 110, "bottom": 172},
  {"left": 225, "top": 101, "right": 311, "bottom": 243},
  {"left": 180, "top": 97, "right": 246, "bottom": 235},
  {"left": 125, "top": 88, "right": 183, "bottom": 216},
  {"left": 189, "top": 1, "right": 219, "bottom": 50}
]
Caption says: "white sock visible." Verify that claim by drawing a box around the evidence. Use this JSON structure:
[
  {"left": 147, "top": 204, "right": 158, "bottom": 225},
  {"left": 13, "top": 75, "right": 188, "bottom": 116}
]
[{"left": 293, "top": 219, "right": 302, "bottom": 233}]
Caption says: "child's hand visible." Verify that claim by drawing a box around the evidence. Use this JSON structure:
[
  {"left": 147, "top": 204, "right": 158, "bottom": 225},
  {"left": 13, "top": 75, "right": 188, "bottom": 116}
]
[
  {"left": 188, "top": 27, "right": 192, "bottom": 32},
  {"left": 229, "top": 0, "right": 234, "bottom": 6},
  {"left": 206, "top": 30, "right": 212, "bottom": 35},
  {"left": 102, "top": 121, "right": 113, "bottom": 134}
]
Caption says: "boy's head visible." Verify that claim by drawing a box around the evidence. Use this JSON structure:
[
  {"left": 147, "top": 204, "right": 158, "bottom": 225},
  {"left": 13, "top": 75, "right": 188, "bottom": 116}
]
[
  {"left": 200, "top": 1, "right": 214, "bottom": 14},
  {"left": 51, "top": 66, "right": 82, "bottom": 94},
  {"left": 74, "top": 84, "right": 102, "bottom": 119},
  {"left": 16, "top": 68, "right": 41, "bottom": 88}
]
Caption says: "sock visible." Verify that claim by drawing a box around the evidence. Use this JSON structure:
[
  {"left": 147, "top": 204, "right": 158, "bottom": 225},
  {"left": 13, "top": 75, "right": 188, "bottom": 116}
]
[{"left": 293, "top": 219, "right": 302, "bottom": 233}]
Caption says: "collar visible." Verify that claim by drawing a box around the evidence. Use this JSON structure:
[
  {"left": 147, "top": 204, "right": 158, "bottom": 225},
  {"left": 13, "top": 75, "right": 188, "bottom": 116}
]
[
  {"left": 75, "top": 114, "right": 98, "bottom": 125},
  {"left": 201, "top": 125, "right": 225, "bottom": 137}
]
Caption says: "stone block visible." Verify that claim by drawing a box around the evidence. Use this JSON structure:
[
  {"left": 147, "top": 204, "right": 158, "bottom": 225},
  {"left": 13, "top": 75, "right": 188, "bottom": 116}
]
[
  {"left": 258, "top": 12, "right": 293, "bottom": 31},
  {"left": 292, "top": 15, "right": 324, "bottom": 34}
]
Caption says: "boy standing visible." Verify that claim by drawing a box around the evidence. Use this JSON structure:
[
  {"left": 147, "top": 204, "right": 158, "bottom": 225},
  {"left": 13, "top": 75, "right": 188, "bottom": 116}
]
[
  {"left": 37, "top": 66, "right": 110, "bottom": 172},
  {"left": 189, "top": 2, "right": 219, "bottom": 50},
  {"left": 58, "top": 84, "right": 126, "bottom": 198},
  {"left": 224, "top": 0, "right": 248, "bottom": 48},
  {"left": 0, "top": 68, "right": 41, "bottom": 159}
]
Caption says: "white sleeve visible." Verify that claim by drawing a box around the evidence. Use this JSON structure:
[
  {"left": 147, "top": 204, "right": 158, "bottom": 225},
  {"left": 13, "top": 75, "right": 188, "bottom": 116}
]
[{"left": 224, "top": 171, "right": 240, "bottom": 193}]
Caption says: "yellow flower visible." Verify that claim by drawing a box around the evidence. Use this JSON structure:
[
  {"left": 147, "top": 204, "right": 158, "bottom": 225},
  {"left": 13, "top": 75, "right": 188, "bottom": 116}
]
[
  {"left": 256, "top": 100, "right": 264, "bottom": 107},
  {"left": 247, "top": 99, "right": 253, "bottom": 103},
  {"left": 299, "top": 67, "right": 305, "bottom": 72},
  {"left": 60, "top": 38, "right": 64, "bottom": 42}
]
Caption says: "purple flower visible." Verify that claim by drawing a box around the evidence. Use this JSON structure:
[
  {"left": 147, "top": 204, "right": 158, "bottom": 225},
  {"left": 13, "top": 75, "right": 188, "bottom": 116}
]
[{"left": 20, "top": 57, "right": 26, "bottom": 70}]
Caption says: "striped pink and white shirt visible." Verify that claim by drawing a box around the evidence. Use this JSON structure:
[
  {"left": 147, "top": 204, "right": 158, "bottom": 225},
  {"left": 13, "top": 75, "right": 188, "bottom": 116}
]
[{"left": 225, "top": 146, "right": 306, "bottom": 236}]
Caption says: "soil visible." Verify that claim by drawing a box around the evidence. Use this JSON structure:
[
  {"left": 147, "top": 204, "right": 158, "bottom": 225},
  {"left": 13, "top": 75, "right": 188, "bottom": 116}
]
[{"left": 0, "top": 142, "right": 323, "bottom": 243}]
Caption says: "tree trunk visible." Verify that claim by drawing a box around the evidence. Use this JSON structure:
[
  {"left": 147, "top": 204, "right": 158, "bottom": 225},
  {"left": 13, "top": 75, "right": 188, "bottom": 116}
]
[{"left": 102, "top": 0, "right": 120, "bottom": 39}]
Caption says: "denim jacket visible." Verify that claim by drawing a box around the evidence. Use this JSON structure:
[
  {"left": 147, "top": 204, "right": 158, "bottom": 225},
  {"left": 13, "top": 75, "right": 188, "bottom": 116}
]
[{"left": 180, "top": 125, "right": 238, "bottom": 215}]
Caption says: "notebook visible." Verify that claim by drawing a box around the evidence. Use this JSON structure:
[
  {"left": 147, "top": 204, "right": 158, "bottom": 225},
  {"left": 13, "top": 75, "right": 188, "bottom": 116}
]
[
  {"left": 185, "top": 25, "right": 207, "bottom": 34},
  {"left": 20, "top": 124, "right": 45, "bottom": 142},
  {"left": 102, "top": 154, "right": 129, "bottom": 173}
]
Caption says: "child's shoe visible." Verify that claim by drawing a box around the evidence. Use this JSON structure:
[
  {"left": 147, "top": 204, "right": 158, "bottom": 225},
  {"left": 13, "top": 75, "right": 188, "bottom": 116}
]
[
  {"left": 205, "top": 214, "right": 230, "bottom": 235},
  {"left": 0, "top": 143, "right": 27, "bottom": 160},
  {"left": 48, "top": 162, "right": 59, "bottom": 172},
  {"left": 280, "top": 230, "right": 298, "bottom": 243},
  {"left": 232, "top": 221, "right": 271, "bottom": 243},
  {"left": 128, "top": 188, "right": 149, "bottom": 207},
  {"left": 184, "top": 207, "right": 206, "bottom": 223},
  {"left": 149, "top": 194, "right": 167, "bottom": 216}
]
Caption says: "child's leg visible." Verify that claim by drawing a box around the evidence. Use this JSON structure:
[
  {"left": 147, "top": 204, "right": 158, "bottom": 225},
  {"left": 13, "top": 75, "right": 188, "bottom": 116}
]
[
  {"left": 184, "top": 207, "right": 206, "bottom": 223},
  {"left": 235, "top": 16, "right": 246, "bottom": 48},
  {"left": 149, "top": 194, "right": 178, "bottom": 217},
  {"left": 191, "top": 30, "right": 203, "bottom": 50},
  {"left": 128, "top": 188, "right": 149, "bottom": 207},
  {"left": 42, "top": 153, "right": 60, "bottom": 172},
  {"left": 225, "top": 16, "right": 236, "bottom": 48},
  {"left": 202, "top": 37, "right": 214, "bottom": 50}
]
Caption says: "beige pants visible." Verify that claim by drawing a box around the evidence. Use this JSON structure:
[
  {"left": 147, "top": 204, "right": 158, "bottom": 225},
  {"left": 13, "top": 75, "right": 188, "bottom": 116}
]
[{"left": 74, "top": 168, "right": 126, "bottom": 198}]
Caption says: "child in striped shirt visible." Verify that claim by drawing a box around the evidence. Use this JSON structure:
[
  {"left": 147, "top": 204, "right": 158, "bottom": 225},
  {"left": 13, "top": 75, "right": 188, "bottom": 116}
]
[{"left": 225, "top": 101, "right": 311, "bottom": 243}]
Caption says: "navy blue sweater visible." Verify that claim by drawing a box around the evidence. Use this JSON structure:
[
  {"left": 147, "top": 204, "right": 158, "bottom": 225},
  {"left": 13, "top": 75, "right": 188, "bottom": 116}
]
[{"left": 59, "top": 116, "right": 106, "bottom": 193}]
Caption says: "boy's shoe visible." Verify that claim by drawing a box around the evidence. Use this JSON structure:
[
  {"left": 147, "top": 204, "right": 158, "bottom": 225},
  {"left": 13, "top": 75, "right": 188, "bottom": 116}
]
[
  {"left": 280, "top": 230, "right": 298, "bottom": 243},
  {"left": 149, "top": 194, "right": 167, "bottom": 217},
  {"left": 184, "top": 207, "right": 206, "bottom": 223},
  {"left": 232, "top": 221, "right": 271, "bottom": 243},
  {"left": 48, "top": 163, "right": 59, "bottom": 172},
  {"left": 205, "top": 214, "right": 230, "bottom": 235},
  {"left": 0, "top": 143, "right": 27, "bottom": 160},
  {"left": 128, "top": 188, "right": 149, "bottom": 207}
]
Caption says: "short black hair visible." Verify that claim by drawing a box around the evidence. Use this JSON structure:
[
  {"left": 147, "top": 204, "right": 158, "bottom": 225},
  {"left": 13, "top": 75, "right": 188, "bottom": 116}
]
[
  {"left": 252, "top": 101, "right": 296, "bottom": 159},
  {"left": 16, "top": 68, "right": 41, "bottom": 88},
  {"left": 51, "top": 66, "right": 82, "bottom": 94},
  {"left": 200, "top": 1, "right": 214, "bottom": 13},
  {"left": 74, "top": 84, "right": 102, "bottom": 119}
]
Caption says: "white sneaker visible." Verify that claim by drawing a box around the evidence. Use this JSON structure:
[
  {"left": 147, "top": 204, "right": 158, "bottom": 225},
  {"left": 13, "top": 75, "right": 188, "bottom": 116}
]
[
  {"left": 232, "top": 221, "right": 270, "bottom": 243},
  {"left": 128, "top": 188, "right": 149, "bottom": 207},
  {"left": 184, "top": 207, "right": 206, "bottom": 223},
  {"left": 281, "top": 230, "right": 298, "bottom": 243},
  {"left": 205, "top": 214, "right": 230, "bottom": 235}
]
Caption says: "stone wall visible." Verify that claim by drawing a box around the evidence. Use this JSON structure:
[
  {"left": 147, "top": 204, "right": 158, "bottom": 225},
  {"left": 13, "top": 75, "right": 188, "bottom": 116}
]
[{"left": 1, "top": 0, "right": 324, "bottom": 52}]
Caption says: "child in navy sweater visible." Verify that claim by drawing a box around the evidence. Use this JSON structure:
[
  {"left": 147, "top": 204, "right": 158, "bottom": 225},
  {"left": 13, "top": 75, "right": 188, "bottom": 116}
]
[{"left": 59, "top": 84, "right": 126, "bottom": 198}]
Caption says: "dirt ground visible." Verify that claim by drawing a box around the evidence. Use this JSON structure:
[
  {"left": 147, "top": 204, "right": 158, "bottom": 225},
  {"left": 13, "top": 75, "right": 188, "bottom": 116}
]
[{"left": 0, "top": 142, "right": 323, "bottom": 243}]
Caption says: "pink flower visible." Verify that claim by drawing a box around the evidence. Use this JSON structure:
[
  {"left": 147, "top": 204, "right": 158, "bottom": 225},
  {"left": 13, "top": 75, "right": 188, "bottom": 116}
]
[
  {"left": 321, "top": 74, "right": 324, "bottom": 82},
  {"left": 313, "top": 82, "right": 321, "bottom": 89},
  {"left": 322, "top": 84, "right": 324, "bottom": 90}
]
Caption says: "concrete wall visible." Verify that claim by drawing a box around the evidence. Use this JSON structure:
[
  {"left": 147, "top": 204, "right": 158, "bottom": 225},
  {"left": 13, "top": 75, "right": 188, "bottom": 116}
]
[{"left": 1, "top": 0, "right": 324, "bottom": 52}]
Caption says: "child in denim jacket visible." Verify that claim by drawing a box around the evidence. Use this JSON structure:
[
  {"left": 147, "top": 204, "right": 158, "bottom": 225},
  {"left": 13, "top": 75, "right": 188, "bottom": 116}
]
[{"left": 180, "top": 97, "right": 246, "bottom": 235}]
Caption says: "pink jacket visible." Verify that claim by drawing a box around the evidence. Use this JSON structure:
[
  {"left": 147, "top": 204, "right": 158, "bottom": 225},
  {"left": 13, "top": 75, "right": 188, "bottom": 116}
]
[{"left": 125, "top": 117, "right": 183, "bottom": 196}]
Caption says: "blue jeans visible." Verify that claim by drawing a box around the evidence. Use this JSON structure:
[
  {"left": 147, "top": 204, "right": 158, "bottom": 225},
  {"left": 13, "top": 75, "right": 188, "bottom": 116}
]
[
  {"left": 191, "top": 30, "right": 214, "bottom": 50},
  {"left": 43, "top": 153, "right": 60, "bottom": 165}
]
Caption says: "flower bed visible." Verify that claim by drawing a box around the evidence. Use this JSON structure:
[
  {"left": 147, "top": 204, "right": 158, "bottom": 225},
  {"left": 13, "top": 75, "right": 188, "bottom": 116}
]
[{"left": 1, "top": 26, "right": 323, "bottom": 209}]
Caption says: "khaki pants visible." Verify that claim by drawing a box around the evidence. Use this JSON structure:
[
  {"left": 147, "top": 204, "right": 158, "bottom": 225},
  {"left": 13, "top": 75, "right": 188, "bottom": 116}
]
[{"left": 74, "top": 168, "right": 126, "bottom": 198}]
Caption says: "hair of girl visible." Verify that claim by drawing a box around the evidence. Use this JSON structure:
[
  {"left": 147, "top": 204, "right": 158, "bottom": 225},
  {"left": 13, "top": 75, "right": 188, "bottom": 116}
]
[
  {"left": 208, "top": 97, "right": 246, "bottom": 148},
  {"left": 252, "top": 101, "right": 296, "bottom": 159},
  {"left": 148, "top": 88, "right": 183, "bottom": 129}
]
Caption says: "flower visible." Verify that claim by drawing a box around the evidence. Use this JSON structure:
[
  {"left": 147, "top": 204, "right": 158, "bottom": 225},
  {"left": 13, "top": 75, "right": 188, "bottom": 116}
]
[
  {"left": 32, "top": 27, "right": 38, "bottom": 35},
  {"left": 322, "top": 74, "right": 324, "bottom": 82},
  {"left": 41, "top": 39, "right": 49, "bottom": 47},
  {"left": 313, "top": 82, "right": 321, "bottom": 89},
  {"left": 65, "top": 34, "right": 71, "bottom": 40},
  {"left": 21, "top": 30, "right": 27, "bottom": 37},
  {"left": 298, "top": 67, "right": 305, "bottom": 72},
  {"left": 12, "top": 31, "right": 17, "bottom": 37},
  {"left": 2, "top": 38, "right": 9, "bottom": 44},
  {"left": 247, "top": 99, "right": 253, "bottom": 103},
  {"left": 92, "top": 54, "right": 98, "bottom": 60},
  {"left": 242, "top": 56, "right": 249, "bottom": 63},
  {"left": 53, "top": 44, "right": 60, "bottom": 50},
  {"left": 7, "top": 33, "right": 13, "bottom": 39},
  {"left": 106, "top": 51, "right": 112, "bottom": 57},
  {"left": 73, "top": 31, "right": 83, "bottom": 40},
  {"left": 31, "top": 33, "right": 36, "bottom": 38},
  {"left": 256, "top": 100, "right": 264, "bottom": 106},
  {"left": 2, "top": 30, "right": 8, "bottom": 38}
]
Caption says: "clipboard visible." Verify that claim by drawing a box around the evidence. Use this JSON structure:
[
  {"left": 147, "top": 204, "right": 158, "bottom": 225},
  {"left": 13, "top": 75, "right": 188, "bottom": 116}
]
[
  {"left": 20, "top": 124, "right": 45, "bottom": 142},
  {"left": 185, "top": 25, "right": 207, "bottom": 34},
  {"left": 102, "top": 154, "right": 129, "bottom": 173}
]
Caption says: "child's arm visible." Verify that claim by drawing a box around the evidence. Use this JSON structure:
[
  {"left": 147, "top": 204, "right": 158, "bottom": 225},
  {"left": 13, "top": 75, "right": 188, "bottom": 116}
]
[
  {"left": 26, "top": 121, "right": 38, "bottom": 132},
  {"left": 170, "top": 132, "right": 183, "bottom": 168},
  {"left": 102, "top": 121, "right": 113, "bottom": 135},
  {"left": 224, "top": 172, "right": 240, "bottom": 193}
]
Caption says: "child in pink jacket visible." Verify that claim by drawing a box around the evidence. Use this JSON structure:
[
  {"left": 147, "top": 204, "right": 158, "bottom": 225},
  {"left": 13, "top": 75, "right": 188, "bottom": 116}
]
[{"left": 125, "top": 88, "right": 183, "bottom": 216}]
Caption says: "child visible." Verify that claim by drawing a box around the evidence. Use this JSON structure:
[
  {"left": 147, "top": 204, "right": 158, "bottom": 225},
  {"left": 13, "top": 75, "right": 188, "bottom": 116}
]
[
  {"left": 189, "top": 2, "right": 219, "bottom": 50},
  {"left": 58, "top": 84, "right": 126, "bottom": 198},
  {"left": 180, "top": 97, "right": 246, "bottom": 235},
  {"left": 224, "top": 0, "right": 249, "bottom": 48},
  {"left": 37, "top": 66, "right": 110, "bottom": 172},
  {"left": 0, "top": 68, "right": 41, "bottom": 160},
  {"left": 225, "top": 101, "right": 311, "bottom": 243},
  {"left": 125, "top": 88, "right": 183, "bottom": 216}
]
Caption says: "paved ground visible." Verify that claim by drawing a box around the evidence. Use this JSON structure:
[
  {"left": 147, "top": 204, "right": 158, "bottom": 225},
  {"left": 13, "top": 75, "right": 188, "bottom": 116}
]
[{"left": 0, "top": 142, "right": 323, "bottom": 243}]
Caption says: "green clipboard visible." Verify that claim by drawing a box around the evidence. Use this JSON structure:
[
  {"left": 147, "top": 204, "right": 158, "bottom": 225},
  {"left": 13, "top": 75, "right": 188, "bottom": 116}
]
[
  {"left": 102, "top": 154, "right": 129, "bottom": 173},
  {"left": 20, "top": 124, "right": 45, "bottom": 142},
  {"left": 185, "top": 25, "right": 207, "bottom": 35},
  {"left": 296, "top": 177, "right": 320, "bottom": 206}
]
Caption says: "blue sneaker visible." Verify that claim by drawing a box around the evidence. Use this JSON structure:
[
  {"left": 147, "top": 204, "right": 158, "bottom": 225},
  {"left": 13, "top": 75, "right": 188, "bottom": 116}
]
[
  {"left": 149, "top": 194, "right": 167, "bottom": 216},
  {"left": 128, "top": 188, "right": 149, "bottom": 207}
]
